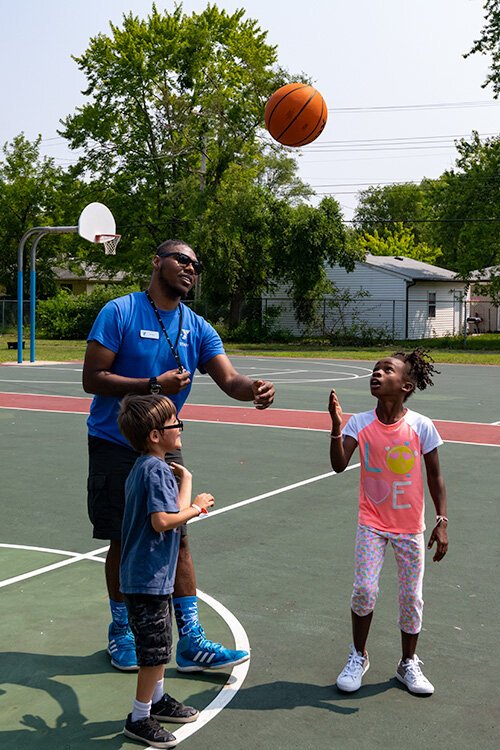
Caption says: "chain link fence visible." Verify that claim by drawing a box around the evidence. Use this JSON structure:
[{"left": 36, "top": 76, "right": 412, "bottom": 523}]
[
  {"left": 2, "top": 295, "right": 498, "bottom": 340},
  {"left": 0, "top": 300, "right": 29, "bottom": 332}
]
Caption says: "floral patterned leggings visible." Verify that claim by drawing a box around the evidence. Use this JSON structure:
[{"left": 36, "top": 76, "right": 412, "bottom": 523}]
[{"left": 351, "top": 524, "right": 425, "bottom": 635}]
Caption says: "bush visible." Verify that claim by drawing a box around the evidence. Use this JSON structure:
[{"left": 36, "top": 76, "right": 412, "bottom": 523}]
[
  {"left": 214, "top": 305, "right": 293, "bottom": 344},
  {"left": 327, "top": 321, "right": 394, "bottom": 347},
  {"left": 37, "top": 285, "right": 139, "bottom": 339}
]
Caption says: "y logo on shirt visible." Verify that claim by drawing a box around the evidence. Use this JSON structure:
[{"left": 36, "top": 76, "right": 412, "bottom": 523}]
[{"left": 179, "top": 329, "right": 190, "bottom": 346}]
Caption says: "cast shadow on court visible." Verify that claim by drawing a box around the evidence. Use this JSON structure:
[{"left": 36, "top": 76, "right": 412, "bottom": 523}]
[
  {"left": 0, "top": 651, "right": 230, "bottom": 750},
  {"left": 0, "top": 650, "right": 124, "bottom": 750},
  {"left": 0, "top": 650, "right": 115, "bottom": 723},
  {"left": 0, "top": 714, "right": 125, "bottom": 750},
  {"left": 184, "top": 678, "right": 390, "bottom": 716}
]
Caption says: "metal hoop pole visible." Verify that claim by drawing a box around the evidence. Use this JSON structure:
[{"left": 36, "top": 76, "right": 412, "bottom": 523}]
[
  {"left": 17, "top": 226, "right": 77, "bottom": 363},
  {"left": 29, "top": 232, "right": 48, "bottom": 362}
]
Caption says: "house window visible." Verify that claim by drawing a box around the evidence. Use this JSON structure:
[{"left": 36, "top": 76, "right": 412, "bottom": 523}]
[
  {"left": 428, "top": 292, "right": 436, "bottom": 318},
  {"left": 61, "top": 284, "right": 73, "bottom": 293}
]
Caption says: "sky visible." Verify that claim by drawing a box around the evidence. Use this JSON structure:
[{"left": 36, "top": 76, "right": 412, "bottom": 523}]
[{"left": 2, "top": 0, "right": 499, "bottom": 221}]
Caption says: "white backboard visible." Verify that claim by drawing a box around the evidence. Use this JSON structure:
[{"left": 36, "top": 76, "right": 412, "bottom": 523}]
[{"left": 78, "top": 202, "right": 116, "bottom": 243}]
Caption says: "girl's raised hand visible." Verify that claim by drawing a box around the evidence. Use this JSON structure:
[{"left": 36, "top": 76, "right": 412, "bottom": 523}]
[{"left": 329, "top": 389, "right": 343, "bottom": 431}]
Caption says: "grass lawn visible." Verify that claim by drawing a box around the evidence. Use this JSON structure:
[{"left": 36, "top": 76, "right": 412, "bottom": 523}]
[{"left": 1, "top": 334, "right": 500, "bottom": 365}]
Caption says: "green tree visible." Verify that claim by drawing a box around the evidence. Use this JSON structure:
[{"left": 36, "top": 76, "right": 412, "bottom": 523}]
[
  {"left": 426, "top": 133, "right": 500, "bottom": 275},
  {"left": 198, "top": 161, "right": 280, "bottom": 328},
  {"left": 0, "top": 134, "right": 70, "bottom": 298},
  {"left": 464, "top": 0, "right": 500, "bottom": 98},
  {"left": 353, "top": 182, "right": 430, "bottom": 244},
  {"left": 276, "top": 197, "right": 352, "bottom": 326},
  {"left": 60, "top": 3, "right": 291, "bottom": 268},
  {"left": 358, "top": 222, "right": 443, "bottom": 265}
]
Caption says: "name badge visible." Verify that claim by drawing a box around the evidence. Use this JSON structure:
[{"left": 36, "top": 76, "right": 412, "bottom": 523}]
[{"left": 140, "top": 329, "right": 160, "bottom": 340}]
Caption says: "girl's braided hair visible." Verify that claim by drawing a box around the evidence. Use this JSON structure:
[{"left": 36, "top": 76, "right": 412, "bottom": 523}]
[{"left": 392, "top": 348, "right": 440, "bottom": 400}]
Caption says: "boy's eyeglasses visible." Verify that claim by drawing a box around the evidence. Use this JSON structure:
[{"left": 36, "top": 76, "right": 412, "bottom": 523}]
[
  {"left": 156, "top": 420, "right": 183, "bottom": 432},
  {"left": 157, "top": 251, "right": 203, "bottom": 275}
]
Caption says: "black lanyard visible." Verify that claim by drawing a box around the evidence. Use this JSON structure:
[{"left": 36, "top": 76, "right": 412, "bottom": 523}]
[{"left": 145, "top": 290, "right": 184, "bottom": 372}]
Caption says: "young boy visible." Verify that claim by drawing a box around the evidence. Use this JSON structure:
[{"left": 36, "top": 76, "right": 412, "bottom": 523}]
[{"left": 117, "top": 394, "right": 214, "bottom": 749}]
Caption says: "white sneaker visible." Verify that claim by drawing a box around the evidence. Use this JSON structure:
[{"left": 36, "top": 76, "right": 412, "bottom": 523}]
[
  {"left": 396, "top": 655, "right": 434, "bottom": 695},
  {"left": 336, "top": 644, "right": 370, "bottom": 692}
]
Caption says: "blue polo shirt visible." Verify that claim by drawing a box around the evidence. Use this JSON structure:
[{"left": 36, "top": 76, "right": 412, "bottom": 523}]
[
  {"left": 120, "top": 455, "right": 180, "bottom": 595},
  {"left": 86, "top": 291, "right": 225, "bottom": 447}
]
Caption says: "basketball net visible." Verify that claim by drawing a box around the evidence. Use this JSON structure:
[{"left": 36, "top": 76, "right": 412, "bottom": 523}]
[{"left": 95, "top": 234, "right": 121, "bottom": 255}]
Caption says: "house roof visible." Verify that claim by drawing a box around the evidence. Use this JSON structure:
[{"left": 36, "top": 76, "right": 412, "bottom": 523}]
[
  {"left": 53, "top": 264, "right": 127, "bottom": 283},
  {"left": 469, "top": 265, "right": 500, "bottom": 281},
  {"left": 362, "top": 254, "right": 460, "bottom": 282}
]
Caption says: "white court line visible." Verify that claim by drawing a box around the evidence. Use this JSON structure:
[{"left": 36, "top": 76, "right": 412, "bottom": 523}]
[
  {"left": 0, "top": 546, "right": 109, "bottom": 589},
  {"left": 185, "top": 419, "right": 329, "bottom": 433},
  {"left": 260, "top": 376, "right": 367, "bottom": 384},
  {"left": 173, "top": 590, "right": 251, "bottom": 744},
  {"left": 0, "top": 379, "right": 83, "bottom": 385},
  {"left": 0, "top": 391, "right": 89, "bottom": 400},
  {"left": 490, "top": 420, "right": 500, "bottom": 425},
  {"left": 0, "top": 462, "right": 361, "bottom": 743},
  {"left": 443, "top": 440, "right": 500, "bottom": 448},
  {"left": 189, "top": 464, "right": 361, "bottom": 524},
  {"left": 250, "top": 369, "right": 310, "bottom": 376},
  {"left": 0, "top": 543, "right": 250, "bottom": 746},
  {"left": 0, "top": 406, "right": 89, "bottom": 414},
  {"left": 0, "top": 542, "right": 108, "bottom": 556}
]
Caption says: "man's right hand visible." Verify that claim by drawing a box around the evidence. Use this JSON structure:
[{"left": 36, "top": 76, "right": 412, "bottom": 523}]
[{"left": 159, "top": 369, "right": 191, "bottom": 394}]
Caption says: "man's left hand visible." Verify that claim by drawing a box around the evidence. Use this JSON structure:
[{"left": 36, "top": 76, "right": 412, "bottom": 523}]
[{"left": 252, "top": 379, "right": 275, "bottom": 409}]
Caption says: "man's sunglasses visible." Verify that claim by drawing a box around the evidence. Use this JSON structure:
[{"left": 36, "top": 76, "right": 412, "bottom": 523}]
[
  {"left": 157, "top": 251, "right": 203, "bottom": 275},
  {"left": 156, "top": 420, "right": 184, "bottom": 432}
]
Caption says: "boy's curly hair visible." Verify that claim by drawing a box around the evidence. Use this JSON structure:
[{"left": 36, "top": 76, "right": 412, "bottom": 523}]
[{"left": 392, "top": 348, "right": 440, "bottom": 400}]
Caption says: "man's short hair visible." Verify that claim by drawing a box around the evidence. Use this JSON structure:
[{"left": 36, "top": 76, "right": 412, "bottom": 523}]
[{"left": 156, "top": 239, "right": 192, "bottom": 256}]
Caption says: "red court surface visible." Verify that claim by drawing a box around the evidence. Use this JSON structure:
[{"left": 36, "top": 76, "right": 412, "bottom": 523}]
[{"left": 0, "top": 391, "right": 499, "bottom": 445}]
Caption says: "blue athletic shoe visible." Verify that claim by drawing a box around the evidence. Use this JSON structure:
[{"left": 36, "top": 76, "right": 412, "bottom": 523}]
[
  {"left": 107, "top": 623, "right": 138, "bottom": 671},
  {"left": 176, "top": 625, "right": 249, "bottom": 672}
]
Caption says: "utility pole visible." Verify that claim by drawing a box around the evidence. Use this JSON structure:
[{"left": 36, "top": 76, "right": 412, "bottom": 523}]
[{"left": 194, "top": 132, "right": 207, "bottom": 303}]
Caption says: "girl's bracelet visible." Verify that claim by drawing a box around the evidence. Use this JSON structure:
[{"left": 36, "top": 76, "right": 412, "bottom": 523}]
[
  {"left": 191, "top": 503, "right": 208, "bottom": 516},
  {"left": 330, "top": 433, "right": 343, "bottom": 440},
  {"left": 435, "top": 515, "right": 448, "bottom": 526}
]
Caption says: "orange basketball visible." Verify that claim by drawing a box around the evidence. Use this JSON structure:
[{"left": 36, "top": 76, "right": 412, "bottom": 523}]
[{"left": 264, "top": 83, "right": 328, "bottom": 147}]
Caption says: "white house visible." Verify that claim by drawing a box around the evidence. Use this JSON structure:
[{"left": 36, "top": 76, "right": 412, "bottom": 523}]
[
  {"left": 468, "top": 265, "right": 500, "bottom": 332},
  {"left": 53, "top": 264, "right": 128, "bottom": 295},
  {"left": 264, "top": 254, "right": 467, "bottom": 339}
]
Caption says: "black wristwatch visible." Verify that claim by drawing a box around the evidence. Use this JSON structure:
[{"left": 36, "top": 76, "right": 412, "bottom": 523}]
[{"left": 149, "top": 377, "right": 162, "bottom": 394}]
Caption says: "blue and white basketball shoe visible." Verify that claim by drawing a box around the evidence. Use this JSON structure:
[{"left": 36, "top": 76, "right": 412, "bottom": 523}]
[
  {"left": 107, "top": 622, "right": 138, "bottom": 671},
  {"left": 176, "top": 625, "right": 249, "bottom": 672}
]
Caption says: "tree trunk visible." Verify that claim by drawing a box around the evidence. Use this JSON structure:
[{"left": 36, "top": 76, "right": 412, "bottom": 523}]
[{"left": 228, "top": 288, "right": 244, "bottom": 330}]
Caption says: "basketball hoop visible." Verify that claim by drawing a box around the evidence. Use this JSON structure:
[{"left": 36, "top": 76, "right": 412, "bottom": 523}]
[{"left": 95, "top": 233, "right": 121, "bottom": 255}]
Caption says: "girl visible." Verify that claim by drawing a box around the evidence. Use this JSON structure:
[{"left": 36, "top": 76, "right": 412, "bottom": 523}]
[{"left": 329, "top": 350, "right": 448, "bottom": 695}]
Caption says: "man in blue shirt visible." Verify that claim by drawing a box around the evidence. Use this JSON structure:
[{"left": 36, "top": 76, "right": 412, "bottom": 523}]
[{"left": 83, "top": 239, "right": 275, "bottom": 671}]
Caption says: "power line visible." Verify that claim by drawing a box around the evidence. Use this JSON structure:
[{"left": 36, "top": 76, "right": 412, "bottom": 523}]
[
  {"left": 303, "top": 132, "right": 499, "bottom": 148},
  {"left": 330, "top": 100, "right": 500, "bottom": 113}
]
